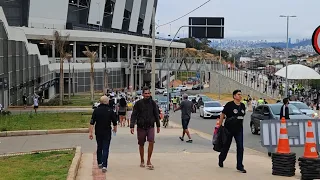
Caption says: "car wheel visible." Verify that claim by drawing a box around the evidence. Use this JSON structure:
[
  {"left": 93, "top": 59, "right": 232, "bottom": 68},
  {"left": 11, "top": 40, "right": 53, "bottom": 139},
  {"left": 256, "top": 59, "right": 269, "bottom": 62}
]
[{"left": 250, "top": 123, "right": 258, "bottom": 135}]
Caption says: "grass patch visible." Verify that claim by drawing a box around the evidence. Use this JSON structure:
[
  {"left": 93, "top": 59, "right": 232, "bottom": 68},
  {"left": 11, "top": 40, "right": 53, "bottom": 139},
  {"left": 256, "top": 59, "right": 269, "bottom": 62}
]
[
  {"left": 67, "top": 95, "right": 101, "bottom": 106},
  {"left": 0, "top": 112, "right": 91, "bottom": 131},
  {"left": 0, "top": 150, "right": 75, "bottom": 180},
  {"left": 42, "top": 95, "right": 102, "bottom": 106}
]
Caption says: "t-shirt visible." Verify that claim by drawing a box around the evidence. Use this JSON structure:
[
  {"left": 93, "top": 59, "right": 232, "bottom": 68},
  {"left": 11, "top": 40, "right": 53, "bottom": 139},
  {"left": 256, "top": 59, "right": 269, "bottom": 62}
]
[
  {"left": 33, "top": 98, "right": 39, "bottom": 106},
  {"left": 222, "top": 101, "right": 246, "bottom": 132},
  {"left": 179, "top": 100, "right": 193, "bottom": 119}
]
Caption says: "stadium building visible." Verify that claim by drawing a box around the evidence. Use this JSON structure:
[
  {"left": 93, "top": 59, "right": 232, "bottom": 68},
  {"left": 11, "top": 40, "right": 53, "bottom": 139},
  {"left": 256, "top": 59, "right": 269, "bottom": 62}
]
[{"left": 0, "top": 0, "right": 185, "bottom": 108}]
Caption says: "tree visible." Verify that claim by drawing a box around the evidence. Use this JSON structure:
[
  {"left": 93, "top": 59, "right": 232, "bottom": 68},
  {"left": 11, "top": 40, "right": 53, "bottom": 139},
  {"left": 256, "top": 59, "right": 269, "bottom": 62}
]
[
  {"left": 43, "top": 31, "right": 70, "bottom": 106},
  {"left": 83, "top": 46, "right": 97, "bottom": 101}
]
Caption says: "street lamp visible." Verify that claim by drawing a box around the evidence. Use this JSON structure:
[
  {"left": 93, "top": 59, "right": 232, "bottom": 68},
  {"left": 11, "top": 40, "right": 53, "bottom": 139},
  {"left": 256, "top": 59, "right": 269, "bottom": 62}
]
[{"left": 279, "top": 15, "right": 296, "bottom": 98}]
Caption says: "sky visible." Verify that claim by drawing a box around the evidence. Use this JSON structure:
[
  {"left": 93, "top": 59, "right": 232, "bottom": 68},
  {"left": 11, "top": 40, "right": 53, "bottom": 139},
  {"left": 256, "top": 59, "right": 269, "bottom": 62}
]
[{"left": 155, "top": 0, "right": 320, "bottom": 42}]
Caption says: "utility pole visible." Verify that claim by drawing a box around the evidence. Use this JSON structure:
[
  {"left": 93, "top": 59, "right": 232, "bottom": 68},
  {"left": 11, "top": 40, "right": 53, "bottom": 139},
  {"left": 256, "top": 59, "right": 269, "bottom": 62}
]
[
  {"left": 68, "top": 61, "right": 71, "bottom": 100},
  {"left": 280, "top": 15, "right": 296, "bottom": 98},
  {"left": 151, "top": 7, "right": 156, "bottom": 97}
]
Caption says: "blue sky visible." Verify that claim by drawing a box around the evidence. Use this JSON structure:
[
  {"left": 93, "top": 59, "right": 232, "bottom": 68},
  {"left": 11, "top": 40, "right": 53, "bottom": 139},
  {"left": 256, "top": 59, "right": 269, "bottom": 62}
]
[{"left": 156, "top": 0, "right": 319, "bottom": 41}]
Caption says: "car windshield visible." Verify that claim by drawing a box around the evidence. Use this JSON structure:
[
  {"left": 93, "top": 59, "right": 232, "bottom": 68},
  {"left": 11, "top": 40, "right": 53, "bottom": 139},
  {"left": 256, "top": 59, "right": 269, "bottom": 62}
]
[
  {"left": 269, "top": 104, "right": 303, "bottom": 115},
  {"left": 290, "top": 102, "right": 309, "bottom": 109},
  {"left": 201, "top": 96, "right": 212, "bottom": 102},
  {"left": 205, "top": 102, "right": 221, "bottom": 107},
  {"left": 188, "top": 96, "right": 196, "bottom": 100}
]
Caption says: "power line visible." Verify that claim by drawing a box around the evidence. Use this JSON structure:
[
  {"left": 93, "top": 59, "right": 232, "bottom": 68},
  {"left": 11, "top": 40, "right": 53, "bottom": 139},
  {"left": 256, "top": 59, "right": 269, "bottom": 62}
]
[{"left": 157, "top": 0, "right": 212, "bottom": 28}]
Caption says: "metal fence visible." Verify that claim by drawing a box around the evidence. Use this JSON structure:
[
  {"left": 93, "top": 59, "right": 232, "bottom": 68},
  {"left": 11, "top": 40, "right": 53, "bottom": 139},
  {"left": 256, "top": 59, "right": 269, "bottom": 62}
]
[{"left": 260, "top": 119, "right": 320, "bottom": 153}]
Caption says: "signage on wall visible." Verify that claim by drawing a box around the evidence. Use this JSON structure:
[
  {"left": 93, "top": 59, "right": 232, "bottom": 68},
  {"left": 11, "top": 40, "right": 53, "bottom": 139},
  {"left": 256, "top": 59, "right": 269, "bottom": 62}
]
[{"left": 312, "top": 26, "right": 320, "bottom": 54}]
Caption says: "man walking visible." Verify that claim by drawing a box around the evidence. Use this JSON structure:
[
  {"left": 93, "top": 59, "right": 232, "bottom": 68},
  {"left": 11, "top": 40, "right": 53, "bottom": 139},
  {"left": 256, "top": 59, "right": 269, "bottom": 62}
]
[
  {"left": 89, "top": 96, "right": 117, "bottom": 173},
  {"left": 280, "top": 98, "right": 290, "bottom": 119},
  {"left": 174, "top": 94, "right": 194, "bottom": 143},
  {"left": 218, "top": 90, "right": 247, "bottom": 173},
  {"left": 130, "top": 87, "right": 160, "bottom": 170}
]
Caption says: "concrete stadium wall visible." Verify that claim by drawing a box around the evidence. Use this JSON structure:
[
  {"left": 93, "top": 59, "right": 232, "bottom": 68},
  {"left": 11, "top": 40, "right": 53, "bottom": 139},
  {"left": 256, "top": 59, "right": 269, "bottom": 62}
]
[{"left": 209, "top": 71, "right": 275, "bottom": 100}]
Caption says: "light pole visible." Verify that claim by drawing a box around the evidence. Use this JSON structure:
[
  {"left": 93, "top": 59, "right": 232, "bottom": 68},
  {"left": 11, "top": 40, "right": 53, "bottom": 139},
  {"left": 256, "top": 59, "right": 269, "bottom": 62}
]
[
  {"left": 280, "top": 15, "right": 296, "bottom": 98},
  {"left": 97, "top": 2, "right": 101, "bottom": 31},
  {"left": 151, "top": 7, "right": 156, "bottom": 97}
]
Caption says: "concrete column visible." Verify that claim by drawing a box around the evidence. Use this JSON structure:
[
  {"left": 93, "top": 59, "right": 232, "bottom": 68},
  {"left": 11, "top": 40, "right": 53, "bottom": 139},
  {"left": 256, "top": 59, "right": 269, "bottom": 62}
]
[
  {"left": 105, "top": 45, "right": 108, "bottom": 62},
  {"left": 160, "top": 47, "right": 163, "bottom": 56},
  {"left": 127, "top": 44, "right": 130, "bottom": 62},
  {"left": 117, "top": 43, "right": 121, "bottom": 62},
  {"left": 73, "top": 41, "right": 76, "bottom": 62},
  {"left": 135, "top": 45, "right": 138, "bottom": 90},
  {"left": 52, "top": 41, "right": 55, "bottom": 59},
  {"left": 99, "top": 42, "right": 102, "bottom": 62},
  {"left": 111, "top": 46, "right": 114, "bottom": 59},
  {"left": 141, "top": 46, "right": 144, "bottom": 57},
  {"left": 139, "top": 69, "right": 142, "bottom": 89}
]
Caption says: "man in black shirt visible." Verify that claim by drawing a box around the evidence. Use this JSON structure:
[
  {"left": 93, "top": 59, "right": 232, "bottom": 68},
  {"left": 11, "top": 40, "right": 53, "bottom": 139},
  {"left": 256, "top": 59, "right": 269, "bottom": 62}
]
[
  {"left": 218, "top": 90, "right": 247, "bottom": 173},
  {"left": 280, "top": 98, "right": 290, "bottom": 119},
  {"left": 130, "top": 87, "right": 160, "bottom": 170},
  {"left": 89, "top": 96, "right": 117, "bottom": 173}
]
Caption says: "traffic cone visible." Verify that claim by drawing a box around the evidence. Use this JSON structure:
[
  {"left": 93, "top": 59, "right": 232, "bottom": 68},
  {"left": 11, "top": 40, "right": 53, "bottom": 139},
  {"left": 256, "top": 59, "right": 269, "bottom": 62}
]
[
  {"left": 303, "top": 120, "right": 318, "bottom": 159},
  {"left": 277, "top": 117, "right": 291, "bottom": 154}
]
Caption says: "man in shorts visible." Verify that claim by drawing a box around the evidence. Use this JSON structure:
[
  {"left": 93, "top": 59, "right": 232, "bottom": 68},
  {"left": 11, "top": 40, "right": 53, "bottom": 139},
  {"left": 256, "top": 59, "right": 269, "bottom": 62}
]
[
  {"left": 130, "top": 87, "right": 160, "bottom": 170},
  {"left": 174, "top": 94, "right": 194, "bottom": 143}
]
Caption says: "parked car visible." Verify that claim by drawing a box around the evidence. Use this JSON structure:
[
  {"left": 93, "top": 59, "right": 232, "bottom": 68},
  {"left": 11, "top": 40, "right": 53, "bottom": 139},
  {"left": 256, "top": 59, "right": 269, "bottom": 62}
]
[
  {"left": 199, "top": 101, "right": 223, "bottom": 119},
  {"left": 176, "top": 85, "right": 188, "bottom": 91},
  {"left": 289, "top": 101, "right": 318, "bottom": 118},
  {"left": 250, "top": 104, "right": 313, "bottom": 135},
  {"left": 155, "top": 88, "right": 166, "bottom": 94},
  {"left": 192, "top": 84, "right": 204, "bottom": 90},
  {"left": 154, "top": 95, "right": 168, "bottom": 110},
  {"left": 188, "top": 95, "right": 197, "bottom": 101}
]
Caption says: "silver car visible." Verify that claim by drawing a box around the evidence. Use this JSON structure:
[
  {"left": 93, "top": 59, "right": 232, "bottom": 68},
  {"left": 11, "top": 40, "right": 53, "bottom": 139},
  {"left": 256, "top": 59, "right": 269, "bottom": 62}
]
[{"left": 289, "top": 101, "right": 318, "bottom": 118}]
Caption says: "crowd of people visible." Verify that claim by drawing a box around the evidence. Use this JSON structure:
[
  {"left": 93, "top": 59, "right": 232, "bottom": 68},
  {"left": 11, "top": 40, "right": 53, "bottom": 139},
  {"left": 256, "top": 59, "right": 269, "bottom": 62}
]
[{"left": 89, "top": 86, "right": 253, "bottom": 174}]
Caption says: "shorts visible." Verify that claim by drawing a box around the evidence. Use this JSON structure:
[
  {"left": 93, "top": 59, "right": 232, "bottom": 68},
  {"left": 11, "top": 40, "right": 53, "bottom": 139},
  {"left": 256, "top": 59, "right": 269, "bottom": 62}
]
[
  {"left": 137, "top": 128, "right": 155, "bottom": 146},
  {"left": 181, "top": 118, "right": 190, "bottom": 130},
  {"left": 127, "top": 111, "right": 132, "bottom": 119},
  {"left": 118, "top": 112, "right": 126, "bottom": 116},
  {"left": 34, "top": 106, "right": 39, "bottom": 109}
]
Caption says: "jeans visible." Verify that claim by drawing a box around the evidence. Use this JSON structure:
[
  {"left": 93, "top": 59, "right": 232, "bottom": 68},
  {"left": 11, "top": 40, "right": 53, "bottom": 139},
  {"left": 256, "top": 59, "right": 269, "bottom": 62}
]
[
  {"left": 218, "top": 129, "right": 244, "bottom": 169},
  {"left": 96, "top": 134, "right": 111, "bottom": 168}
]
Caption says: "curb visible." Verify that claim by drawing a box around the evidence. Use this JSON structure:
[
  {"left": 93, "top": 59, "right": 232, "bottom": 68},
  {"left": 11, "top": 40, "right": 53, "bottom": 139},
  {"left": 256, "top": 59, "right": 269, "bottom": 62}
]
[
  {"left": 67, "top": 146, "right": 82, "bottom": 180},
  {"left": 0, "top": 128, "right": 89, "bottom": 137},
  {"left": 168, "top": 121, "right": 269, "bottom": 158}
]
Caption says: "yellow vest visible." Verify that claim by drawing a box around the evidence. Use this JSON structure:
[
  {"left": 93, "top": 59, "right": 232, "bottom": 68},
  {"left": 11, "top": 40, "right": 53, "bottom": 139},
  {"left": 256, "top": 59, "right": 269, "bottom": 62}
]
[
  {"left": 172, "top": 98, "right": 177, "bottom": 103},
  {"left": 258, "top": 99, "right": 264, "bottom": 105}
]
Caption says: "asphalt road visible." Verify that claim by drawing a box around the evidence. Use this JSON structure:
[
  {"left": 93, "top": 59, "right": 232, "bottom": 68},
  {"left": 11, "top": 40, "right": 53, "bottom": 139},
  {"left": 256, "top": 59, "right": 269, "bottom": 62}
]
[{"left": 166, "top": 92, "right": 305, "bottom": 158}]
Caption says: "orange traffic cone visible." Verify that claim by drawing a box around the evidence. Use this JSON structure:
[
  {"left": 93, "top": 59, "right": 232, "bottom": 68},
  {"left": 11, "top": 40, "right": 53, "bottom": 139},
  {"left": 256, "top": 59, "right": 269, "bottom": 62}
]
[
  {"left": 277, "top": 117, "right": 291, "bottom": 154},
  {"left": 303, "top": 120, "right": 318, "bottom": 158}
]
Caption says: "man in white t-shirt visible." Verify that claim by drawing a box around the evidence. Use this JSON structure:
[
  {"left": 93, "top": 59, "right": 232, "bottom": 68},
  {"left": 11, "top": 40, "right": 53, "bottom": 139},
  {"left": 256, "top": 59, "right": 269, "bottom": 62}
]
[{"left": 33, "top": 96, "right": 39, "bottom": 113}]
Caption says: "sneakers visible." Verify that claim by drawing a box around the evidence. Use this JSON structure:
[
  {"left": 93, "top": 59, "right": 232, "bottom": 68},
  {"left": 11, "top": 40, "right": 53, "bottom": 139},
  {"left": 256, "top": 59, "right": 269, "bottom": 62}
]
[
  {"left": 98, "top": 164, "right": 103, "bottom": 169},
  {"left": 218, "top": 161, "right": 223, "bottom": 168},
  {"left": 237, "top": 168, "right": 247, "bottom": 173},
  {"left": 102, "top": 167, "right": 107, "bottom": 173},
  {"left": 186, "top": 139, "right": 193, "bottom": 143},
  {"left": 179, "top": 137, "right": 184, "bottom": 141}
]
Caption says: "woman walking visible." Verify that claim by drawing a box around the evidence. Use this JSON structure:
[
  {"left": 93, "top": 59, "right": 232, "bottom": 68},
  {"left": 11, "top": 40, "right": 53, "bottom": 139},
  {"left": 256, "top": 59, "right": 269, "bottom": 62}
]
[{"left": 117, "top": 97, "right": 127, "bottom": 127}]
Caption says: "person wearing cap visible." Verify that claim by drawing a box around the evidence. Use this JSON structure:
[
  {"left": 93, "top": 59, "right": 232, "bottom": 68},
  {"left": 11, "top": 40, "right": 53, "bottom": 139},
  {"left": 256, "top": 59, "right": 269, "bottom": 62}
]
[
  {"left": 217, "top": 89, "right": 247, "bottom": 173},
  {"left": 89, "top": 96, "right": 117, "bottom": 173}
]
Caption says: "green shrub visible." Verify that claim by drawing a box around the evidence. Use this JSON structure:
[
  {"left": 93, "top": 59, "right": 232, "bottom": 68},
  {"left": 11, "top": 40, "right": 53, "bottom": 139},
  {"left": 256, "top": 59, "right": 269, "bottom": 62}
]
[{"left": 42, "top": 98, "right": 72, "bottom": 106}]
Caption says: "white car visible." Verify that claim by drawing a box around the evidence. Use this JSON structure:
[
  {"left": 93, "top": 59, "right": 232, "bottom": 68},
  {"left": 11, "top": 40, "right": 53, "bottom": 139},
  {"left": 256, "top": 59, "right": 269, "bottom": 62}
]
[
  {"left": 155, "top": 88, "right": 166, "bottom": 94},
  {"left": 176, "top": 85, "right": 188, "bottom": 91},
  {"left": 199, "top": 101, "right": 224, "bottom": 119},
  {"left": 188, "top": 95, "right": 197, "bottom": 101}
]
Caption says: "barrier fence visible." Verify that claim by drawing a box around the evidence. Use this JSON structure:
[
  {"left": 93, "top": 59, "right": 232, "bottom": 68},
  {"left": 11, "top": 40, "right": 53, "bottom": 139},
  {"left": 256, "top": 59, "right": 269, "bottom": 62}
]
[{"left": 260, "top": 119, "right": 320, "bottom": 153}]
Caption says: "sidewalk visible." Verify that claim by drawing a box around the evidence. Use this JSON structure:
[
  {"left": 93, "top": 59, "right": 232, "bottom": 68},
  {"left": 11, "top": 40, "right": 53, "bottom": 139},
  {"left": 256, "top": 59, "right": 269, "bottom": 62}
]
[{"left": 1, "top": 126, "right": 299, "bottom": 179}]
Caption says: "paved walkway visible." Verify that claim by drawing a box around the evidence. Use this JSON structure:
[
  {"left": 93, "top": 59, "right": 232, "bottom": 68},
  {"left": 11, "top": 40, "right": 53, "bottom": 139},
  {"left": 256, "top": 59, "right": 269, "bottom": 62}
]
[{"left": 1, "top": 126, "right": 300, "bottom": 179}]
